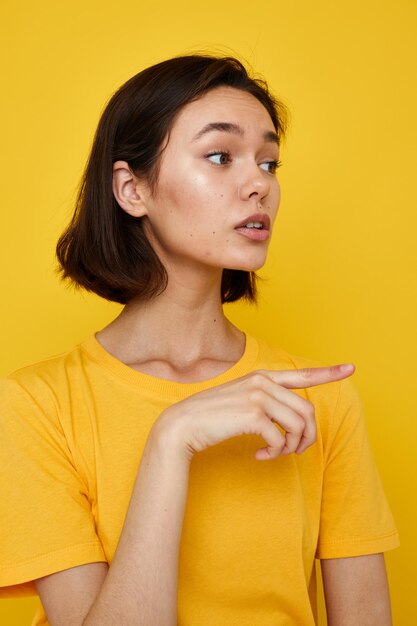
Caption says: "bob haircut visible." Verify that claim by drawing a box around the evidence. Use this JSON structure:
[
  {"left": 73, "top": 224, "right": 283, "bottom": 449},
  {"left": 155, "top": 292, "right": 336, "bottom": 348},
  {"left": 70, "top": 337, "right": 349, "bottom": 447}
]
[{"left": 56, "top": 54, "right": 290, "bottom": 305}]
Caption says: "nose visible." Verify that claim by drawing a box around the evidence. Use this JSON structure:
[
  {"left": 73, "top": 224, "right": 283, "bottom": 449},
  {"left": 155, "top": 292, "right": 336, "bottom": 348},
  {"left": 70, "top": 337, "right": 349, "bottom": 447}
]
[{"left": 238, "top": 162, "right": 271, "bottom": 202}]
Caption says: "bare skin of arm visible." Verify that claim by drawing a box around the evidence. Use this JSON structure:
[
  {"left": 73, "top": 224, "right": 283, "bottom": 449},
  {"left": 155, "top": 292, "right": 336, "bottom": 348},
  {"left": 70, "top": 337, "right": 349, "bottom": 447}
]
[
  {"left": 321, "top": 553, "right": 392, "bottom": 626},
  {"left": 35, "top": 429, "right": 189, "bottom": 626},
  {"left": 35, "top": 365, "right": 354, "bottom": 626}
]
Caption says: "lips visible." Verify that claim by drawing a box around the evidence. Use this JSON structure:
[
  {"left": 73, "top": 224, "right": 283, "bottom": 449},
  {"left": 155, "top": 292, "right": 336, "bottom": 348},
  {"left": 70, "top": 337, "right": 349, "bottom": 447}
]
[
  {"left": 234, "top": 212, "right": 271, "bottom": 242},
  {"left": 234, "top": 213, "right": 271, "bottom": 231}
]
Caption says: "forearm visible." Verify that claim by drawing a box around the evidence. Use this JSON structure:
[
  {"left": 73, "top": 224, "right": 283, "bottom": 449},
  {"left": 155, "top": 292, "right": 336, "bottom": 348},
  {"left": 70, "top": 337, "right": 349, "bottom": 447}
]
[{"left": 84, "top": 425, "right": 190, "bottom": 625}]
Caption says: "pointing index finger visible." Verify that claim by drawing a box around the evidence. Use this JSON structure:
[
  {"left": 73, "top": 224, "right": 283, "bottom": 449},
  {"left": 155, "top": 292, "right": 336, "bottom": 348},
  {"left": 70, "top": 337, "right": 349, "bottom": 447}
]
[{"left": 267, "top": 363, "right": 355, "bottom": 389}]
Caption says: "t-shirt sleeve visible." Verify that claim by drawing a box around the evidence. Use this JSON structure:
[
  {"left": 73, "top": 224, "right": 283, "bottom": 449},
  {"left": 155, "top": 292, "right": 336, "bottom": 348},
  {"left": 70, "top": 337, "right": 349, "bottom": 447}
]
[
  {"left": 316, "top": 377, "right": 400, "bottom": 559},
  {"left": 0, "top": 376, "right": 106, "bottom": 597}
]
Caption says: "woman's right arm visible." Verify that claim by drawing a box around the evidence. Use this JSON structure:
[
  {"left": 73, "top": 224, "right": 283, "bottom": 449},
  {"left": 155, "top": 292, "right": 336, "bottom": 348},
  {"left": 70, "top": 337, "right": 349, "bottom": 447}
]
[
  {"left": 34, "top": 364, "right": 354, "bottom": 625},
  {"left": 35, "top": 423, "right": 190, "bottom": 626}
]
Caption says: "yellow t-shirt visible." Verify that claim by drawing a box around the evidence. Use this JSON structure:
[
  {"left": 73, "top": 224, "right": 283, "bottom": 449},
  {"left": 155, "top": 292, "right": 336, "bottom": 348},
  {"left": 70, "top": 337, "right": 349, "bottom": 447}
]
[{"left": 0, "top": 334, "right": 399, "bottom": 625}]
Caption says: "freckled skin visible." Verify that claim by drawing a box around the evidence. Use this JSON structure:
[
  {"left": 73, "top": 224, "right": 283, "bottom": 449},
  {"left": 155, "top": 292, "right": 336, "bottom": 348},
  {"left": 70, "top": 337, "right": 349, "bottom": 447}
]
[{"left": 139, "top": 87, "right": 281, "bottom": 275}]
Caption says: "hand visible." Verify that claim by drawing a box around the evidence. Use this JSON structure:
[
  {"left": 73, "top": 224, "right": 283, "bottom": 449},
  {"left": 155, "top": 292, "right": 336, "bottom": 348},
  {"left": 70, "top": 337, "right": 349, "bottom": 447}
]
[{"left": 154, "top": 364, "right": 355, "bottom": 461}]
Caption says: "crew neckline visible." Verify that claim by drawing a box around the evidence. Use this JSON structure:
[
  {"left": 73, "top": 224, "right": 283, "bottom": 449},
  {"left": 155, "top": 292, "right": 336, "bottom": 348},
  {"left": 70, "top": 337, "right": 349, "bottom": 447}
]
[{"left": 81, "top": 332, "right": 260, "bottom": 398}]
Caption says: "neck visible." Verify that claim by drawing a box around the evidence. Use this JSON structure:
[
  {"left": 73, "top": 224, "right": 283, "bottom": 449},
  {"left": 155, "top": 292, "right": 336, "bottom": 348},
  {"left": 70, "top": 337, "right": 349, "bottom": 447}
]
[{"left": 96, "top": 270, "right": 246, "bottom": 377}]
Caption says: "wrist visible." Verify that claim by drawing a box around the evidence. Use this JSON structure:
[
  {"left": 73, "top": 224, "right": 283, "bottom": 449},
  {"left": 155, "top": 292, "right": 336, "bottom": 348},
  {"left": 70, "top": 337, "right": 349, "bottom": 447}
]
[{"left": 148, "top": 410, "right": 193, "bottom": 465}]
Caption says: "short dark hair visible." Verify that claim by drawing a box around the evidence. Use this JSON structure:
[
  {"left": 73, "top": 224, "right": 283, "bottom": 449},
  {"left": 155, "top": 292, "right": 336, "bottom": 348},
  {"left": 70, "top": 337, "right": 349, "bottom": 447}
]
[{"left": 56, "top": 54, "right": 290, "bottom": 304}]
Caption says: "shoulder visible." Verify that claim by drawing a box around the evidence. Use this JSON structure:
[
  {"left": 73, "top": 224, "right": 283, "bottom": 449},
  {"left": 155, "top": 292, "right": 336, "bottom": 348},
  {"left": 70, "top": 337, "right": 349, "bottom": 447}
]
[
  {"left": 0, "top": 341, "right": 91, "bottom": 425},
  {"left": 2, "top": 339, "right": 91, "bottom": 389},
  {"left": 253, "top": 334, "right": 344, "bottom": 400},
  {"left": 254, "top": 335, "right": 327, "bottom": 369}
]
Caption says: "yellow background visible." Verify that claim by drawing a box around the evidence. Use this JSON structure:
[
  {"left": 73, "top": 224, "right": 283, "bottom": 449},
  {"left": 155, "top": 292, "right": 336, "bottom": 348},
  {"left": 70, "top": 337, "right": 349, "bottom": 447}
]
[{"left": 1, "top": 0, "right": 415, "bottom": 623}]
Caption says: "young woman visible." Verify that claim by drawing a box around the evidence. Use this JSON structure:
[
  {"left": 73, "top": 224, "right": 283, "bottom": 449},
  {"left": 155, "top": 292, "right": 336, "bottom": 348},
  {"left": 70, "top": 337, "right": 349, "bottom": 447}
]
[{"left": 0, "top": 55, "right": 399, "bottom": 625}]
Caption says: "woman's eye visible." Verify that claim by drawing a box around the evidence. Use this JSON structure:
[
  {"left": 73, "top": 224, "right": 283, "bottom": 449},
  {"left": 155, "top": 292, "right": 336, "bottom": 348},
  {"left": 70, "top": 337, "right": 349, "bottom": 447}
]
[
  {"left": 206, "top": 151, "right": 231, "bottom": 165},
  {"left": 260, "top": 160, "right": 282, "bottom": 174}
]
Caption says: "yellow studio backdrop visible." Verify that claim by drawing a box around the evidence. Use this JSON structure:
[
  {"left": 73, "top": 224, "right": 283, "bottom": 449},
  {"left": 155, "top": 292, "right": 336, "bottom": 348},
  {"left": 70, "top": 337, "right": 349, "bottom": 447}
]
[{"left": 0, "top": 0, "right": 415, "bottom": 623}]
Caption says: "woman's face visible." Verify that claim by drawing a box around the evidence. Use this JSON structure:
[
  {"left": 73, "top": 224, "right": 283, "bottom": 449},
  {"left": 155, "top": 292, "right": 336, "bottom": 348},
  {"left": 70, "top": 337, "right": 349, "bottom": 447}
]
[{"left": 139, "top": 86, "right": 281, "bottom": 275}]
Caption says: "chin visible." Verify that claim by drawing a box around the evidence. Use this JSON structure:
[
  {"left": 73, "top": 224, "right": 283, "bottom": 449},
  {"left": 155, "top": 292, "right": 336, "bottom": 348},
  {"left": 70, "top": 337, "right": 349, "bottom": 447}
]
[{"left": 225, "top": 256, "right": 267, "bottom": 273}]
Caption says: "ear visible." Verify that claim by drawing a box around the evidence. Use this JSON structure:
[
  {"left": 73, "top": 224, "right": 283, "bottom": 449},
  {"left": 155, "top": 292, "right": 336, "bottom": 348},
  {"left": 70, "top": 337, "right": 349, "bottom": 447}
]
[{"left": 112, "top": 161, "right": 149, "bottom": 218}]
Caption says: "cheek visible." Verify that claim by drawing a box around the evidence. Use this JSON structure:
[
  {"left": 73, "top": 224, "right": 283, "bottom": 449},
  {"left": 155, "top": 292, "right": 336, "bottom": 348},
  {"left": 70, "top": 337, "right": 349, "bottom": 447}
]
[
  {"left": 268, "top": 184, "right": 281, "bottom": 222},
  {"left": 159, "top": 172, "right": 224, "bottom": 225}
]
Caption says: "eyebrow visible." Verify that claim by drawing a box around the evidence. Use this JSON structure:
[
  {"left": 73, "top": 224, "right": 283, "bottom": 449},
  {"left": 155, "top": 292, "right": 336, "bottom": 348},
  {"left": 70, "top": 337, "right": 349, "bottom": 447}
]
[{"left": 191, "top": 122, "right": 279, "bottom": 145}]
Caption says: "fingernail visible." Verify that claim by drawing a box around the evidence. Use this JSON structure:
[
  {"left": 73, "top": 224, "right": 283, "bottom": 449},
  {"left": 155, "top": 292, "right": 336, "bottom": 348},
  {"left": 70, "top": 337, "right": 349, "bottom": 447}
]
[{"left": 339, "top": 363, "right": 354, "bottom": 372}]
